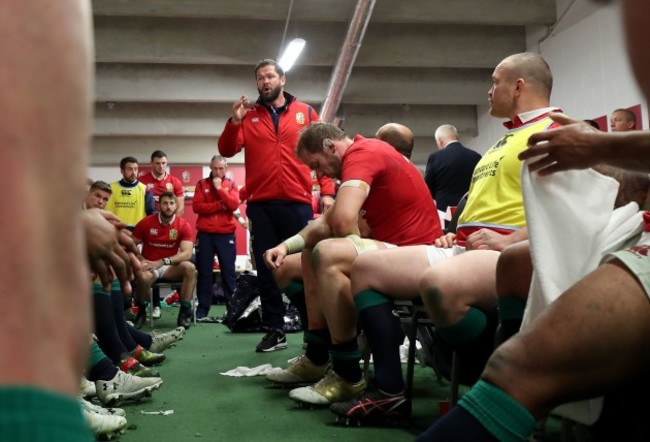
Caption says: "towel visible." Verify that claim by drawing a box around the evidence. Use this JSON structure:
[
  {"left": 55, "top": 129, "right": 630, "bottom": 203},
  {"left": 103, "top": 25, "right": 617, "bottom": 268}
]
[
  {"left": 521, "top": 162, "right": 644, "bottom": 425},
  {"left": 364, "top": 337, "right": 419, "bottom": 364},
  {"left": 220, "top": 364, "right": 277, "bottom": 377}
]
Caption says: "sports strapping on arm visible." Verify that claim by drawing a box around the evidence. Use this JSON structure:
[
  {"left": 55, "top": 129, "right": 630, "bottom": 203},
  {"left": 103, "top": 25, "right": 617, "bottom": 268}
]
[
  {"left": 282, "top": 234, "right": 306, "bottom": 254},
  {"left": 330, "top": 180, "right": 370, "bottom": 237},
  {"left": 339, "top": 179, "right": 371, "bottom": 195}
]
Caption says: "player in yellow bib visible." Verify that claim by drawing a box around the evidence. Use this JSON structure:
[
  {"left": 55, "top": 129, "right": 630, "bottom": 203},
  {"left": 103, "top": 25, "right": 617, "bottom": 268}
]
[{"left": 330, "top": 52, "right": 561, "bottom": 423}]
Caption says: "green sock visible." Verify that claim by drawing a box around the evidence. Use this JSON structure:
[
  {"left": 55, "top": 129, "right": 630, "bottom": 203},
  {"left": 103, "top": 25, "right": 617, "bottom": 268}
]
[
  {"left": 436, "top": 307, "right": 487, "bottom": 346},
  {"left": 330, "top": 339, "right": 362, "bottom": 382},
  {"left": 355, "top": 289, "right": 405, "bottom": 393},
  {"left": 88, "top": 341, "right": 105, "bottom": 368},
  {"left": 305, "top": 329, "right": 330, "bottom": 365},
  {"left": 283, "top": 280, "right": 304, "bottom": 298},
  {"left": 180, "top": 300, "right": 192, "bottom": 309},
  {"left": 110, "top": 279, "right": 121, "bottom": 292},
  {"left": 497, "top": 296, "right": 526, "bottom": 322},
  {"left": 497, "top": 296, "right": 527, "bottom": 343},
  {"left": 353, "top": 288, "right": 391, "bottom": 311},
  {"left": 459, "top": 380, "right": 536, "bottom": 442},
  {"left": 0, "top": 387, "right": 93, "bottom": 441},
  {"left": 305, "top": 330, "right": 330, "bottom": 346},
  {"left": 91, "top": 282, "right": 111, "bottom": 297},
  {"left": 329, "top": 348, "right": 363, "bottom": 361}
]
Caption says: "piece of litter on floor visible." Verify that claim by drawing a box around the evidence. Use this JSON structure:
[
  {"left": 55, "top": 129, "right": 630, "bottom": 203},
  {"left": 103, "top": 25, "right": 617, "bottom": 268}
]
[
  {"left": 220, "top": 363, "right": 275, "bottom": 377},
  {"left": 140, "top": 410, "right": 174, "bottom": 416}
]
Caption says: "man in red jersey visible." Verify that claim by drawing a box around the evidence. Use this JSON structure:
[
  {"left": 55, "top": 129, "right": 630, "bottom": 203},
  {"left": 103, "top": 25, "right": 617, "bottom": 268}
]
[
  {"left": 139, "top": 150, "right": 186, "bottom": 319},
  {"left": 139, "top": 150, "right": 185, "bottom": 216},
  {"left": 219, "top": 59, "right": 335, "bottom": 352},
  {"left": 264, "top": 122, "right": 443, "bottom": 407},
  {"left": 133, "top": 192, "right": 196, "bottom": 329}
]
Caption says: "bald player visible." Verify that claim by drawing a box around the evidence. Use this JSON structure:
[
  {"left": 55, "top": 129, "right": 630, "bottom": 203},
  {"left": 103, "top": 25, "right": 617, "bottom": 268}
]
[{"left": 375, "top": 123, "right": 415, "bottom": 160}]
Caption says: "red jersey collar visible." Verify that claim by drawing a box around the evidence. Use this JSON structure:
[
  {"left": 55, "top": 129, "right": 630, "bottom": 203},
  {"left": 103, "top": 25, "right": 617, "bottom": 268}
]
[
  {"left": 158, "top": 213, "right": 176, "bottom": 226},
  {"left": 150, "top": 170, "right": 169, "bottom": 182},
  {"left": 341, "top": 135, "right": 367, "bottom": 160},
  {"left": 502, "top": 107, "right": 562, "bottom": 129}
]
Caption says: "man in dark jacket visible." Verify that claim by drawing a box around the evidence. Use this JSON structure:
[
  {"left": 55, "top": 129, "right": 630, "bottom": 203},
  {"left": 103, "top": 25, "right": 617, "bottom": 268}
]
[{"left": 424, "top": 124, "right": 481, "bottom": 212}]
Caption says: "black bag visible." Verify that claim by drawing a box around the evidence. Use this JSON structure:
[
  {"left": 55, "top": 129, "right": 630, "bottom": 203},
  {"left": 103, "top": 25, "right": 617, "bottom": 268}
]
[
  {"left": 283, "top": 303, "right": 302, "bottom": 333},
  {"left": 223, "top": 271, "right": 260, "bottom": 331},
  {"left": 229, "top": 296, "right": 265, "bottom": 332},
  {"left": 223, "top": 271, "right": 303, "bottom": 333}
]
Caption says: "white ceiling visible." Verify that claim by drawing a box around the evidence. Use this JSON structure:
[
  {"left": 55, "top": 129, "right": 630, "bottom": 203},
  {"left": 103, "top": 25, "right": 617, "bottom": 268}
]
[{"left": 91, "top": 0, "right": 557, "bottom": 165}]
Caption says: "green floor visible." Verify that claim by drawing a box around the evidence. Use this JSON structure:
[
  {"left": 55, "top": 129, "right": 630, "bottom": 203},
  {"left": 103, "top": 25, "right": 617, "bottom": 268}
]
[{"left": 116, "top": 306, "right": 560, "bottom": 441}]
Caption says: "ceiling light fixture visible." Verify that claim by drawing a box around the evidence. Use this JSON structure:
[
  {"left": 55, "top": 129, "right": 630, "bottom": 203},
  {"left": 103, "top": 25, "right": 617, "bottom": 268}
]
[
  {"left": 277, "top": 0, "right": 304, "bottom": 72},
  {"left": 278, "top": 37, "right": 306, "bottom": 72}
]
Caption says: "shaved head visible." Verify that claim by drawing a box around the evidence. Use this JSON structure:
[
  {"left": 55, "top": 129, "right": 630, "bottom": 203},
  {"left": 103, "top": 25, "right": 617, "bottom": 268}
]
[
  {"left": 375, "top": 122, "right": 415, "bottom": 159},
  {"left": 499, "top": 52, "right": 553, "bottom": 100}
]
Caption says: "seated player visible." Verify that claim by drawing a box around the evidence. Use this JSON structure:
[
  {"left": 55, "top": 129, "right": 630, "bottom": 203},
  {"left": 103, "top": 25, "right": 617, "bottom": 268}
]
[
  {"left": 132, "top": 192, "right": 197, "bottom": 329},
  {"left": 263, "top": 122, "right": 442, "bottom": 407}
]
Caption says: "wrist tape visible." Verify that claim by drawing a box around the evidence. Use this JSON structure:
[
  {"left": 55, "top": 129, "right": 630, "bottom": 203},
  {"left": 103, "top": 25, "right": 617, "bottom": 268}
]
[{"left": 283, "top": 234, "right": 306, "bottom": 254}]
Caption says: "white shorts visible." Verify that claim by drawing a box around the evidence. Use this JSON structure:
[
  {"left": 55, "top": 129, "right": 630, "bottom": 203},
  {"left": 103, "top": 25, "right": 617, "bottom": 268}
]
[
  {"left": 425, "top": 244, "right": 463, "bottom": 266},
  {"left": 605, "top": 231, "right": 650, "bottom": 300},
  {"left": 155, "top": 264, "right": 172, "bottom": 280}
]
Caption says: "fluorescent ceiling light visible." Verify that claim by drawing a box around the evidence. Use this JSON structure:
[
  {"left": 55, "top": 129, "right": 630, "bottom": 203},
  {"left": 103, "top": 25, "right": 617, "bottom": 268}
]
[{"left": 278, "top": 38, "right": 306, "bottom": 72}]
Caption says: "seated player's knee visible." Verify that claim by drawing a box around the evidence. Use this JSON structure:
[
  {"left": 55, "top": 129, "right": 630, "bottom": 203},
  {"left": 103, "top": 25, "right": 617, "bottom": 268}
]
[
  {"left": 180, "top": 261, "right": 196, "bottom": 278},
  {"left": 311, "top": 238, "right": 342, "bottom": 271},
  {"left": 419, "top": 266, "right": 447, "bottom": 304},
  {"left": 419, "top": 285, "right": 445, "bottom": 323},
  {"left": 137, "top": 272, "right": 154, "bottom": 286},
  {"left": 274, "top": 254, "right": 301, "bottom": 287},
  {"left": 496, "top": 241, "right": 531, "bottom": 300},
  {"left": 313, "top": 235, "right": 376, "bottom": 268},
  {"left": 419, "top": 267, "right": 463, "bottom": 324},
  {"left": 496, "top": 245, "right": 520, "bottom": 280},
  {"left": 272, "top": 265, "right": 285, "bottom": 287}
]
